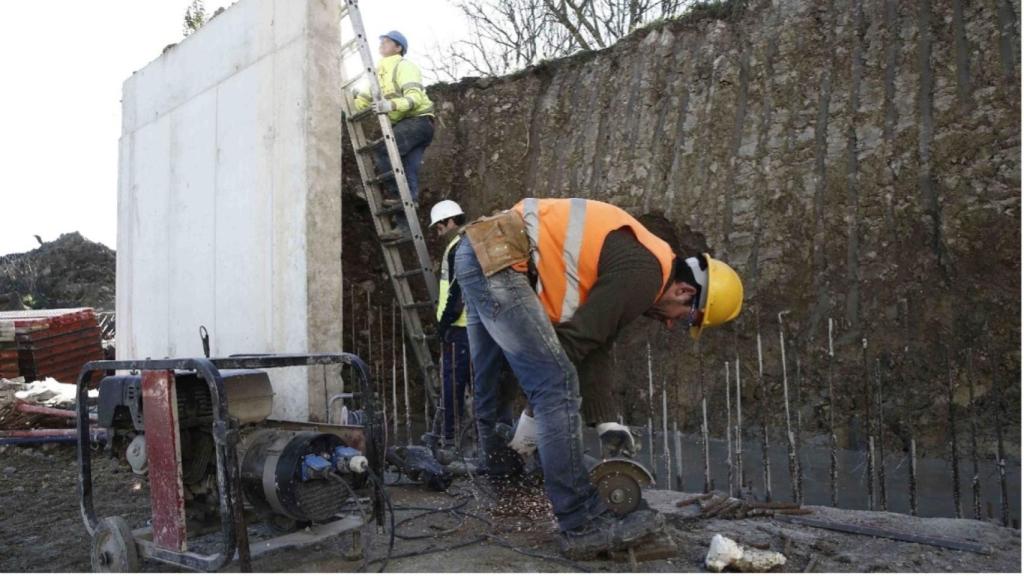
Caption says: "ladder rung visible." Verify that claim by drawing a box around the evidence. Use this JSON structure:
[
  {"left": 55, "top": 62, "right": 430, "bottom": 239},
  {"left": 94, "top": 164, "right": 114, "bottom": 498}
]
[
  {"left": 349, "top": 108, "right": 375, "bottom": 123},
  {"left": 356, "top": 137, "right": 385, "bottom": 154},
  {"left": 380, "top": 232, "right": 413, "bottom": 246},
  {"left": 340, "top": 38, "right": 361, "bottom": 56},
  {"left": 369, "top": 170, "right": 395, "bottom": 185},
  {"left": 394, "top": 268, "right": 428, "bottom": 280},
  {"left": 375, "top": 203, "right": 406, "bottom": 217},
  {"left": 342, "top": 72, "right": 367, "bottom": 91},
  {"left": 402, "top": 301, "right": 434, "bottom": 310}
]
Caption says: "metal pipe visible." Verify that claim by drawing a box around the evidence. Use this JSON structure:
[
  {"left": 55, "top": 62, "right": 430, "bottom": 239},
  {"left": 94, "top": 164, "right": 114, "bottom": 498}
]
[
  {"left": 756, "top": 328, "right": 772, "bottom": 501},
  {"left": 14, "top": 400, "right": 96, "bottom": 421},
  {"left": 827, "top": 317, "right": 838, "bottom": 507},
  {"left": 995, "top": 358, "right": 1010, "bottom": 527},
  {"left": 778, "top": 311, "right": 798, "bottom": 504},
  {"left": 391, "top": 302, "right": 398, "bottom": 444},
  {"left": 1, "top": 428, "right": 105, "bottom": 441},
  {"left": 725, "top": 361, "right": 734, "bottom": 496}
]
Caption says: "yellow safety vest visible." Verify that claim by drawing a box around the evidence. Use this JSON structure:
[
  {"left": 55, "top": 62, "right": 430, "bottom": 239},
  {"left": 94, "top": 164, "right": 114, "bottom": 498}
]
[
  {"left": 437, "top": 235, "right": 467, "bottom": 327},
  {"left": 354, "top": 54, "right": 435, "bottom": 124}
]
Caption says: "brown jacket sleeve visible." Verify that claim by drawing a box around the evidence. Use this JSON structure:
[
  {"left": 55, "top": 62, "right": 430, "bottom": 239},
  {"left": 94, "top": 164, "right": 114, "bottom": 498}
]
[{"left": 555, "top": 229, "right": 666, "bottom": 423}]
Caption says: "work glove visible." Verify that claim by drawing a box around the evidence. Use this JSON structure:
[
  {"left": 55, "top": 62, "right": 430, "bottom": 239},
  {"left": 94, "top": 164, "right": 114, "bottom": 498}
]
[
  {"left": 508, "top": 410, "right": 539, "bottom": 457},
  {"left": 596, "top": 422, "right": 635, "bottom": 458},
  {"left": 372, "top": 99, "right": 395, "bottom": 114}
]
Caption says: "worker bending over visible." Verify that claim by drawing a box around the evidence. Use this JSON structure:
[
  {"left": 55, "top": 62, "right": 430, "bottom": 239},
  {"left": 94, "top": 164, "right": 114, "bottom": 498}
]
[
  {"left": 354, "top": 30, "right": 434, "bottom": 234},
  {"left": 453, "top": 198, "right": 743, "bottom": 559}
]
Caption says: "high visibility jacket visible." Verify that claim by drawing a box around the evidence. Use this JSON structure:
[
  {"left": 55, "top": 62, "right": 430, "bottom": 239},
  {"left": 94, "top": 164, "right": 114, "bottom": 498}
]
[
  {"left": 354, "top": 54, "right": 434, "bottom": 124},
  {"left": 513, "top": 198, "right": 675, "bottom": 324},
  {"left": 437, "top": 235, "right": 467, "bottom": 327}
]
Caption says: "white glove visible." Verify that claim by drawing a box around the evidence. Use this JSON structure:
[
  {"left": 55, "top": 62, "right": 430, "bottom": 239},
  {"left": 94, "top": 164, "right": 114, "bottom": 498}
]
[
  {"left": 372, "top": 99, "right": 395, "bottom": 113},
  {"left": 508, "top": 410, "right": 539, "bottom": 457},
  {"left": 596, "top": 422, "right": 635, "bottom": 457}
]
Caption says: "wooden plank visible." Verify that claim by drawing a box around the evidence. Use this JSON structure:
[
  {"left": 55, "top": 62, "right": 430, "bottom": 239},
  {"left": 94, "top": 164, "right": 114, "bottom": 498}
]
[
  {"left": 775, "top": 515, "right": 990, "bottom": 554},
  {"left": 142, "top": 370, "right": 187, "bottom": 552}
]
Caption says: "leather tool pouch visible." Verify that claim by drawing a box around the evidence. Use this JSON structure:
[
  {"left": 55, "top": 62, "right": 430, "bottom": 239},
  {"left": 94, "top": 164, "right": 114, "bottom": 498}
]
[{"left": 463, "top": 210, "right": 531, "bottom": 277}]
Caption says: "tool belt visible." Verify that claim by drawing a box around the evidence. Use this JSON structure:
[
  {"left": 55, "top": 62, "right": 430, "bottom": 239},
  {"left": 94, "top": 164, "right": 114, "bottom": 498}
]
[{"left": 462, "top": 210, "right": 530, "bottom": 277}]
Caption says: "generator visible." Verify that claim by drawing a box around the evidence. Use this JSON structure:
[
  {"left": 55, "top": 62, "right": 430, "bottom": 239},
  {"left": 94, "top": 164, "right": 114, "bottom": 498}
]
[{"left": 76, "top": 354, "right": 384, "bottom": 572}]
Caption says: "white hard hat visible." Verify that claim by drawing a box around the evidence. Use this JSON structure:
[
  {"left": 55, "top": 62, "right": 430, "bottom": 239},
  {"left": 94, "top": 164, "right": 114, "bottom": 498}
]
[{"left": 429, "top": 200, "right": 464, "bottom": 227}]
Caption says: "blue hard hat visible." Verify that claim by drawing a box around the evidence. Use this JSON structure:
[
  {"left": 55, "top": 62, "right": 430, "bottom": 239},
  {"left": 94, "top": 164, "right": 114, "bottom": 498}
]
[{"left": 380, "top": 30, "right": 408, "bottom": 55}]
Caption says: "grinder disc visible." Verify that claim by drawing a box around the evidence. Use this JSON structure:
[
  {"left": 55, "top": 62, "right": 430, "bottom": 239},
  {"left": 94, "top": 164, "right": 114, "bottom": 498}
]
[{"left": 589, "top": 458, "right": 655, "bottom": 516}]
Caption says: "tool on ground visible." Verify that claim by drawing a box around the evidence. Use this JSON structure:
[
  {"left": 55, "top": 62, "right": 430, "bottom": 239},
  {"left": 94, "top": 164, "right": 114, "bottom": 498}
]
[
  {"left": 77, "top": 353, "right": 385, "bottom": 572},
  {"left": 338, "top": 0, "right": 441, "bottom": 409},
  {"left": 676, "top": 491, "right": 811, "bottom": 519},
  {"left": 386, "top": 444, "right": 452, "bottom": 491}
]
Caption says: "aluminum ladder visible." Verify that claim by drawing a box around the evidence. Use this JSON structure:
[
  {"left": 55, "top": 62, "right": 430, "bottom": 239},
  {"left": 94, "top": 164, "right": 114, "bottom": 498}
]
[{"left": 338, "top": 0, "right": 441, "bottom": 407}]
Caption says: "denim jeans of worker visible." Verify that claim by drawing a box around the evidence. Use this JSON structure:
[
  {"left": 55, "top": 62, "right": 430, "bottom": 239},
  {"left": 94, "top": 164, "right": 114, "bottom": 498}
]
[
  {"left": 441, "top": 327, "right": 471, "bottom": 443},
  {"left": 453, "top": 239, "right": 606, "bottom": 532},
  {"left": 373, "top": 115, "right": 434, "bottom": 203}
]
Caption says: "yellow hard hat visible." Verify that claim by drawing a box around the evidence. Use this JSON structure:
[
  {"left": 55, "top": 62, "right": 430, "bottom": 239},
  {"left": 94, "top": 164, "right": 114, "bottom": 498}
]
[{"left": 689, "top": 254, "right": 744, "bottom": 339}]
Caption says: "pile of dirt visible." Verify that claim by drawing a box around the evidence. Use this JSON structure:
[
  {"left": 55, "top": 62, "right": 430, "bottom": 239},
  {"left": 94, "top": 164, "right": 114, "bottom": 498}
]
[{"left": 0, "top": 233, "right": 115, "bottom": 311}]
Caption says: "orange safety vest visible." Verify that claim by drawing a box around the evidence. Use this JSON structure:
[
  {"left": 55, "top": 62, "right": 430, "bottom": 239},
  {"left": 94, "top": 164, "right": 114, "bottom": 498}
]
[{"left": 512, "top": 198, "right": 675, "bottom": 323}]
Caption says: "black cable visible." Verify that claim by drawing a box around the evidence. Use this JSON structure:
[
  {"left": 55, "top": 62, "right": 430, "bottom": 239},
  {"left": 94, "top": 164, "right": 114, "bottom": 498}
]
[
  {"left": 487, "top": 535, "right": 592, "bottom": 572},
  {"left": 366, "top": 469, "right": 395, "bottom": 573}
]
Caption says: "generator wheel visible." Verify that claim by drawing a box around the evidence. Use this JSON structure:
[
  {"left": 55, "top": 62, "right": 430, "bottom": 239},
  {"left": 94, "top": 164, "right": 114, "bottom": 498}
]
[{"left": 91, "top": 516, "right": 140, "bottom": 572}]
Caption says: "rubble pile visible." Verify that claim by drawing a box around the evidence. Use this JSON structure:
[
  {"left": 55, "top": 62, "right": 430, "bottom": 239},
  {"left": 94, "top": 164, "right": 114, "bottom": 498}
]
[{"left": 0, "top": 232, "right": 115, "bottom": 311}]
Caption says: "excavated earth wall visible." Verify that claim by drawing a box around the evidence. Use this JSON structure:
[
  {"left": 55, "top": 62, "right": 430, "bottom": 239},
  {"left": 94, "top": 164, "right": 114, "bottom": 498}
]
[{"left": 344, "top": 0, "right": 1020, "bottom": 460}]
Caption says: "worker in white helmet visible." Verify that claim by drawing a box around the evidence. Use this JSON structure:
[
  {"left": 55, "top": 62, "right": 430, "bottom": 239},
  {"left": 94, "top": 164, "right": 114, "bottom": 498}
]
[{"left": 429, "top": 200, "right": 473, "bottom": 447}]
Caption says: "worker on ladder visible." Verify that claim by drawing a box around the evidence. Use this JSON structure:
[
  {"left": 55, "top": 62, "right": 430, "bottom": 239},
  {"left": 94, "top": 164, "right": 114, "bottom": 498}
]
[
  {"left": 430, "top": 200, "right": 471, "bottom": 449},
  {"left": 354, "top": 30, "right": 435, "bottom": 232},
  {"left": 453, "top": 198, "right": 744, "bottom": 559}
]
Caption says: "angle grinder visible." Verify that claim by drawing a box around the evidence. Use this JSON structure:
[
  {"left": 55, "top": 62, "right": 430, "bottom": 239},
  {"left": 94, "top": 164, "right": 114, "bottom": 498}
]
[{"left": 586, "top": 456, "right": 656, "bottom": 516}]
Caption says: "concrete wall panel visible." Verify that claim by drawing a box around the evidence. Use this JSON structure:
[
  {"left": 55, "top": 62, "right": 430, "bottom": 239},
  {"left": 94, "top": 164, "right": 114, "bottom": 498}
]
[{"left": 118, "top": 0, "right": 342, "bottom": 422}]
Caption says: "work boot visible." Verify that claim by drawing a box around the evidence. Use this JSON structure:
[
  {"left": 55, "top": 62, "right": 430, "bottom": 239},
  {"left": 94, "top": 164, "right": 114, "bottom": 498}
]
[{"left": 559, "top": 508, "right": 665, "bottom": 560}]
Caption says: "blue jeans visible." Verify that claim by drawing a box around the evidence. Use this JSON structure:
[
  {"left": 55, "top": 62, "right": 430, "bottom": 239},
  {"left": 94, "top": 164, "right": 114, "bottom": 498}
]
[
  {"left": 454, "top": 239, "right": 605, "bottom": 532},
  {"left": 373, "top": 115, "right": 434, "bottom": 202},
  {"left": 441, "top": 327, "right": 471, "bottom": 442}
]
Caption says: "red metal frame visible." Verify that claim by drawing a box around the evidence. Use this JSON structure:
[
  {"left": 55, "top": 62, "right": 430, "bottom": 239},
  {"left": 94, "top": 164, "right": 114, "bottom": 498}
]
[{"left": 142, "top": 370, "right": 188, "bottom": 552}]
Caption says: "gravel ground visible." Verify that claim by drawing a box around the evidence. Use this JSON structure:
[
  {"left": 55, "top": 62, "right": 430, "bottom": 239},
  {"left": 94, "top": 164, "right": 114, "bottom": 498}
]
[{"left": 0, "top": 444, "right": 1019, "bottom": 572}]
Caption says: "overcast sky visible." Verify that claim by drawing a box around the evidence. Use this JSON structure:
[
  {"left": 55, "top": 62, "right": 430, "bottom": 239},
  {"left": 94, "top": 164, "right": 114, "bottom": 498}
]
[{"left": 0, "top": 0, "right": 466, "bottom": 255}]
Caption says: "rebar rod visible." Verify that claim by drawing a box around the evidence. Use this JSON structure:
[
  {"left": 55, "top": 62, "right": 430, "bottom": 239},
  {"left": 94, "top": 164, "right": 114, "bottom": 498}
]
[
  {"left": 909, "top": 438, "right": 918, "bottom": 516},
  {"left": 725, "top": 361, "right": 734, "bottom": 496},
  {"left": 875, "top": 358, "right": 887, "bottom": 511},
  {"left": 862, "top": 338, "right": 874, "bottom": 509},
  {"left": 734, "top": 353, "right": 744, "bottom": 495},
  {"left": 867, "top": 435, "right": 876, "bottom": 511},
  {"left": 366, "top": 288, "right": 372, "bottom": 374},
  {"left": 391, "top": 302, "right": 398, "bottom": 445},
  {"left": 827, "top": 318, "right": 838, "bottom": 507},
  {"left": 699, "top": 339, "right": 710, "bottom": 493},
  {"left": 966, "top": 349, "right": 981, "bottom": 520},
  {"left": 662, "top": 378, "right": 671, "bottom": 491},
  {"left": 946, "top": 350, "right": 962, "bottom": 518},
  {"left": 673, "top": 420, "right": 683, "bottom": 491},
  {"left": 994, "top": 360, "right": 1009, "bottom": 527},
  {"left": 794, "top": 355, "right": 804, "bottom": 506},
  {"left": 351, "top": 284, "right": 357, "bottom": 357},
  {"left": 402, "top": 319, "right": 411, "bottom": 445},
  {"left": 757, "top": 329, "right": 772, "bottom": 501},
  {"left": 646, "top": 340, "right": 656, "bottom": 479},
  {"left": 778, "top": 311, "right": 798, "bottom": 504}
]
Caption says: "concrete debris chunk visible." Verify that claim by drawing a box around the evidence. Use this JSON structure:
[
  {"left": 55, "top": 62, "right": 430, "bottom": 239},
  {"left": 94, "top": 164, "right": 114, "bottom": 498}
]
[{"left": 705, "top": 534, "right": 787, "bottom": 573}]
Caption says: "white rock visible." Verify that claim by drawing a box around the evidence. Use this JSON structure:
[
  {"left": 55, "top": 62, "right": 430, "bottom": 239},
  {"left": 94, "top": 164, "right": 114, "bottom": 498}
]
[{"left": 705, "top": 534, "right": 787, "bottom": 573}]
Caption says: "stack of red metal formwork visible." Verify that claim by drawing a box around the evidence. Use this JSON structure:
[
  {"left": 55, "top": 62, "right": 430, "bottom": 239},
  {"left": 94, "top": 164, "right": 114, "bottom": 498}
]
[
  {"left": 0, "top": 319, "right": 17, "bottom": 379},
  {"left": 0, "top": 309, "right": 104, "bottom": 383}
]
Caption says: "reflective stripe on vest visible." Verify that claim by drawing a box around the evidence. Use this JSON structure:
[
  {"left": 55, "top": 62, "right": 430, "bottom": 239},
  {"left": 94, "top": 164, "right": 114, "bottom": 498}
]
[
  {"left": 437, "top": 235, "right": 468, "bottom": 327},
  {"left": 513, "top": 198, "right": 675, "bottom": 324}
]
